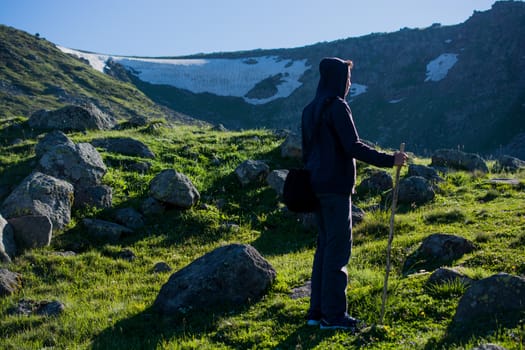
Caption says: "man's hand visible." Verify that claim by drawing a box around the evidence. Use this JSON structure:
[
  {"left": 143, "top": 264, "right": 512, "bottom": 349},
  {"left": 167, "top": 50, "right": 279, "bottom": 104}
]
[{"left": 394, "top": 151, "right": 408, "bottom": 166}]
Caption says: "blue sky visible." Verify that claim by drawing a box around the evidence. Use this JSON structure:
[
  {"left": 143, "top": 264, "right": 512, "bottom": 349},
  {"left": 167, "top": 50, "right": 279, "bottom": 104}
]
[{"left": 0, "top": 0, "right": 499, "bottom": 57}]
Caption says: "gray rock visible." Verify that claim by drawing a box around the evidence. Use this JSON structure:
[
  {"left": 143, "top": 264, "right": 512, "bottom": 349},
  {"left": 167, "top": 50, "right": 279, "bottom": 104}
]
[
  {"left": 83, "top": 218, "right": 133, "bottom": 242},
  {"left": 403, "top": 233, "right": 475, "bottom": 275},
  {"left": 492, "top": 155, "right": 525, "bottom": 173},
  {"left": 28, "top": 103, "right": 116, "bottom": 131},
  {"left": 34, "top": 130, "right": 75, "bottom": 158},
  {"left": 140, "top": 197, "right": 166, "bottom": 216},
  {"left": 451, "top": 273, "right": 525, "bottom": 336},
  {"left": 1, "top": 172, "right": 74, "bottom": 231},
  {"left": 73, "top": 185, "right": 112, "bottom": 209},
  {"left": 431, "top": 149, "right": 489, "bottom": 173},
  {"left": 234, "top": 160, "right": 270, "bottom": 186},
  {"left": 91, "top": 137, "right": 155, "bottom": 159},
  {"left": 8, "top": 299, "right": 65, "bottom": 317},
  {"left": 149, "top": 169, "right": 200, "bottom": 209},
  {"left": 427, "top": 267, "right": 473, "bottom": 286},
  {"left": 153, "top": 262, "right": 172, "bottom": 273},
  {"left": 8, "top": 215, "right": 52, "bottom": 250},
  {"left": 290, "top": 280, "right": 311, "bottom": 300},
  {"left": 0, "top": 215, "right": 16, "bottom": 263},
  {"left": 114, "top": 207, "right": 144, "bottom": 230},
  {"left": 0, "top": 269, "right": 22, "bottom": 296},
  {"left": 280, "top": 132, "right": 302, "bottom": 159},
  {"left": 38, "top": 143, "right": 107, "bottom": 189},
  {"left": 266, "top": 169, "right": 289, "bottom": 196},
  {"left": 153, "top": 244, "right": 276, "bottom": 315},
  {"left": 408, "top": 164, "right": 444, "bottom": 182},
  {"left": 398, "top": 176, "right": 435, "bottom": 205},
  {"left": 357, "top": 169, "right": 393, "bottom": 195}
]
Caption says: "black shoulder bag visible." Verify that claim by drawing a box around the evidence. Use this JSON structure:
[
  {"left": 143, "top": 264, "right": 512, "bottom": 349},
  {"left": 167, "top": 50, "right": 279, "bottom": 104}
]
[{"left": 282, "top": 168, "right": 319, "bottom": 213}]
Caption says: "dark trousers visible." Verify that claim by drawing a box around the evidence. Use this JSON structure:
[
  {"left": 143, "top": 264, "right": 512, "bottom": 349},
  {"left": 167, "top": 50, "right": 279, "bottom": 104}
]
[{"left": 309, "top": 193, "right": 352, "bottom": 321}]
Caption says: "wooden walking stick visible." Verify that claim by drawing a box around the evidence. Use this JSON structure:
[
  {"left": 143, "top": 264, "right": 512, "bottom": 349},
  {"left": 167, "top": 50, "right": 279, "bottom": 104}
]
[{"left": 379, "top": 142, "right": 405, "bottom": 325}]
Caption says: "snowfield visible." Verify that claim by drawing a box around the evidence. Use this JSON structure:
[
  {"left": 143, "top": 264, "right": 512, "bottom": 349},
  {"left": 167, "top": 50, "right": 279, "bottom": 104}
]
[{"left": 58, "top": 47, "right": 310, "bottom": 105}]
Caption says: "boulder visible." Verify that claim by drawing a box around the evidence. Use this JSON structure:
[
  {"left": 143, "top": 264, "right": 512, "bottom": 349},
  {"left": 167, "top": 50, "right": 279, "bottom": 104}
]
[
  {"left": 140, "top": 197, "right": 166, "bottom": 216},
  {"left": 0, "top": 269, "right": 22, "bottom": 296},
  {"left": 408, "top": 164, "right": 444, "bottom": 183},
  {"left": 28, "top": 103, "right": 116, "bottom": 131},
  {"left": 91, "top": 137, "right": 155, "bottom": 159},
  {"left": 266, "top": 169, "right": 288, "bottom": 196},
  {"left": 427, "top": 267, "right": 472, "bottom": 286},
  {"left": 280, "top": 133, "right": 302, "bottom": 159},
  {"left": 1, "top": 172, "right": 74, "bottom": 231},
  {"left": 402, "top": 233, "right": 475, "bottom": 275},
  {"left": 154, "top": 244, "right": 276, "bottom": 315},
  {"left": 398, "top": 176, "right": 435, "bottom": 205},
  {"left": 83, "top": 218, "right": 133, "bottom": 243},
  {"left": 73, "top": 185, "right": 112, "bottom": 209},
  {"left": 356, "top": 169, "right": 392, "bottom": 195},
  {"left": 0, "top": 215, "right": 16, "bottom": 263},
  {"left": 234, "top": 160, "right": 270, "bottom": 186},
  {"left": 114, "top": 207, "right": 145, "bottom": 230},
  {"left": 8, "top": 299, "right": 65, "bottom": 317},
  {"left": 431, "top": 149, "right": 489, "bottom": 173},
  {"left": 451, "top": 273, "right": 525, "bottom": 336},
  {"left": 8, "top": 215, "right": 52, "bottom": 250},
  {"left": 149, "top": 170, "right": 200, "bottom": 209},
  {"left": 34, "top": 130, "right": 75, "bottom": 158},
  {"left": 492, "top": 155, "right": 525, "bottom": 173},
  {"left": 38, "top": 143, "right": 107, "bottom": 189}
]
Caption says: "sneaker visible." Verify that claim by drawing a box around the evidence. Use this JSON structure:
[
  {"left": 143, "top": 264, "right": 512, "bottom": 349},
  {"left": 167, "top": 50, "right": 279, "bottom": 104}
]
[
  {"left": 320, "top": 314, "right": 360, "bottom": 331},
  {"left": 306, "top": 310, "right": 322, "bottom": 327}
]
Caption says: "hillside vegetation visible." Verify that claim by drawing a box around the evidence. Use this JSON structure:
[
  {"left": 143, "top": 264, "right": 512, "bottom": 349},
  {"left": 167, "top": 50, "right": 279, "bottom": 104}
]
[
  {"left": 0, "top": 118, "right": 524, "bottom": 349},
  {"left": 0, "top": 25, "right": 195, "bottom": 125}
]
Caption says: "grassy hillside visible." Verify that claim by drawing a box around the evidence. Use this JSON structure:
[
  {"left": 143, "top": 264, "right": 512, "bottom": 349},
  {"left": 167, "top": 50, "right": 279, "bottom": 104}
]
[
  {"left": 0, "top": 119, "right": 524, "bottom": 349},
  {"left": 0, "top": 25, "right": 196, "bottom": 124}
]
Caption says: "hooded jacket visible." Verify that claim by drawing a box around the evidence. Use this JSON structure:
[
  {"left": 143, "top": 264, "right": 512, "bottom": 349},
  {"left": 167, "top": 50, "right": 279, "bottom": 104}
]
[{"left": 301, "top": 57, "right": 394, "bottom": 195}]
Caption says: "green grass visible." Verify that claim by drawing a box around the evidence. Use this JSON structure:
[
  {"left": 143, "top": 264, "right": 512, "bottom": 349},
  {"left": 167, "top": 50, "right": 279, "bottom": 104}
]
[{"left": 1, "top": 121, "right": 524, "bottom": 349}]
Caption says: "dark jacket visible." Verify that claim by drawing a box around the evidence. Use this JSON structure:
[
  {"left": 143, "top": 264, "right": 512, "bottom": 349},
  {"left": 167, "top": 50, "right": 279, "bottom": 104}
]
[{"left": 302, "top": 57, "right": 394, "bottom": 195}]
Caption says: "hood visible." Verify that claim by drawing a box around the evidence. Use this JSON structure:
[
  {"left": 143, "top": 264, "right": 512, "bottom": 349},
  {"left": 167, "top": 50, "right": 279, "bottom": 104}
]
[{"left": 315, "top": 57, "right": 350, "bottom": 100}]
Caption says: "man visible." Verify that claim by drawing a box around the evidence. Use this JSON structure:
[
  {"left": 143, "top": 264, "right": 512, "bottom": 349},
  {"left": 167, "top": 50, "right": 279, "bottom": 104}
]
[{"left": 301, "top": 57, "right": 407, "bottom": 330}]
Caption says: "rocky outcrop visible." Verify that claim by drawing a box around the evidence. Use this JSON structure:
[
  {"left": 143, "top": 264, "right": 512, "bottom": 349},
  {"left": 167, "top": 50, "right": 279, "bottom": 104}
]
[{"left": 154, "top": 244, "right": 276, "bottom": 315}]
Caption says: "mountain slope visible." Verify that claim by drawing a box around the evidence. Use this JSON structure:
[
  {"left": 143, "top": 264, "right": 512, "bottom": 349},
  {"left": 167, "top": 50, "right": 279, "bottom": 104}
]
[
  {"left": 65, "top": 1, "right": 524, "bottom": 157},
  {"left": 0, "top": 24, "right": 196, "bottom": 124}
]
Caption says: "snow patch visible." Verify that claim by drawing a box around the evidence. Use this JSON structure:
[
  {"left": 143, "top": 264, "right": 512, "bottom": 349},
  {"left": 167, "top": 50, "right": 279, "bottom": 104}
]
[
  {"left": 425, "top": 53, "right": 458, "bottom": 82},
  {"left": 389, "top": 98, "right": 404, "bottom": 104},
  {"left": 57, "top": 46, "right": 310, "bottom": 105},
  {"left": 350, "top": 84, "right": 367, "bottom": 98}
]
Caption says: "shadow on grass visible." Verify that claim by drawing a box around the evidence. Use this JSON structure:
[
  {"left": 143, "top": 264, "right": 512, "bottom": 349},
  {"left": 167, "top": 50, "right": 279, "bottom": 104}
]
[{"left": 91, "top": 303, "right": 257, "bottom": 349}]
